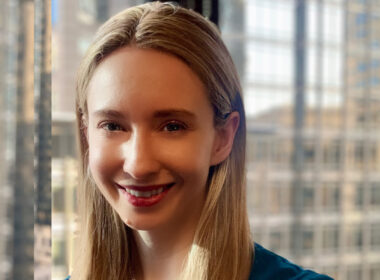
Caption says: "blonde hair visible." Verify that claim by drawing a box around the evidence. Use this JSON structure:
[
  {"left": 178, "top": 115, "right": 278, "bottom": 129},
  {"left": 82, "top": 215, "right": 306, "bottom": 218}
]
[{"left": 73, "top": 2, "right": 252, "bottom": 279}]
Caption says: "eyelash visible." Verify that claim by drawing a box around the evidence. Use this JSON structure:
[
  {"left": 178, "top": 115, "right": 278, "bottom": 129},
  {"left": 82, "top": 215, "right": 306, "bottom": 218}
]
[
  {"left": 98, "top": 122, "right": 123, "bottom": 132},
  {"left": 98, "top": 120, "right": 187, "bottom": 133},
  {"left": 161, "top": 121, "right": 187, "bottom": 132}
]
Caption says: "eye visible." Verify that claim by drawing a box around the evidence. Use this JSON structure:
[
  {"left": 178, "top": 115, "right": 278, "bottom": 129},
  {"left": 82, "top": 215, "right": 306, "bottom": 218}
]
[
  {"left": 99, "top": 122, "right": 123, "bottom": 131},
  {"left": 162, "top": 121, "right": 187, "bottom": 132}
]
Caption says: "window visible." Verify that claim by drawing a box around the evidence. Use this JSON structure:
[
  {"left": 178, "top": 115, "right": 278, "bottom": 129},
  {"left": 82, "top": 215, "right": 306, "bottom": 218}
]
[
  {"left": 322, "top": 50, "right": 343, "bottom": 87},
  {"left": 52, "top": 187, "right": 64, "bottom": 213},
  {"left": 369, "top": 142, "right": 379, "bottom": 171},
  {"left": 322, "top": 225, "right": 339, "bottom": 252},
  {"left": 301, "top": 227, "right": 314, "bottom": 253},
  {"left": 346, "top": 224, "right": 363, "bottom": 251},
  {"left": 370, "top": 182, "right": 380, "bottom": 208},
  {"left": 302, "top": 185, "right": 315, "bottom": 212},
  {"left": 269, "top": 182, "right": 290, "bottom": 214},
  {"left": 322, "top": 140, "right": 341, "bottom": 170},
  {"left": 370, "top": 223, "right": 380, "bottom": 250},
  {"left": 269, "top": 230, "right": 283, "bottom": 252},
  {"left": 346, "top": 266, "right": 362, "bottom": 280},
  {"left": 303, "top": 140, "right": 316, "bottom": 170},
  {"left": 247, "top": 135, "right": 270, "bottom": 165},
  {"left": 246, "top": 179, "right": 264, "bottom": 215},
  {"left": 52, "top": 238, "right": 66, "bottom": 269},
  {"left": 354, "top": 182, "right": 365, "bottom": 211},
  {"left": 246, "top": 42, "right": 293, "bottom": 85},
  {"left": 270, "top": 138, "right": 291, "bottom": 169},
  {"left": 370, "top": 264, "right": 380, "bottom": 280},
  {"left": 321, "top": 183, "right": 340, "bottom": 212},
  {"left": 320, "top": 266, "right": 338, "bottom": 280},
  {"left": 246, "top": 0, "right": 294, "bottom": 41},
  {"left": 354, "top": 140, "right": 365, "bottom": 169}
]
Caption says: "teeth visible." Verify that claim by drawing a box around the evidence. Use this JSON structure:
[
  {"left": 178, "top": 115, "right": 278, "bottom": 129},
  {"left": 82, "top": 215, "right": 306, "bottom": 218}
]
[{"left": 125, "top": 187, "right": 165, "bottom": 198}]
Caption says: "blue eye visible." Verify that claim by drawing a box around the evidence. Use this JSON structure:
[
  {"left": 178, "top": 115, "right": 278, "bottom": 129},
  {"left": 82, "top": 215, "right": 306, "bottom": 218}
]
[{"left": 163, "top": 121, "right": 186, "bottom": 132}]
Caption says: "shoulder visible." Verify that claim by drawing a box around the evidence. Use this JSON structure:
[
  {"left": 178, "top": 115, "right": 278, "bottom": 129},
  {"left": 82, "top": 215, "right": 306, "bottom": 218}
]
[
  {"left": 64, "top": 277, "right": 70, "bottom": 280},
  {"left": 248, "top": 243, "right": 334, "bottom": 280}
]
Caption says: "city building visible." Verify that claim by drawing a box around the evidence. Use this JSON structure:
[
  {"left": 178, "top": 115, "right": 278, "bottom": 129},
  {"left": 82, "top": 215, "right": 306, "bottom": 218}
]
[
  {"left": 0, "top": 0, "right": 35, "bottom": 279},
  {"left": 226, "top": 1, "right": 380, "bottom": 279},
  {"left": 52, "top": 1, "right": 380, "bottom": 279}
]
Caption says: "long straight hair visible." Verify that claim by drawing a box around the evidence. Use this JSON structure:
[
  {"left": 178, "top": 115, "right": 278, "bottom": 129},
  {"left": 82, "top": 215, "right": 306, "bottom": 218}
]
[{"left": 73, "top": 2, "right": 253, "bottom": 279}]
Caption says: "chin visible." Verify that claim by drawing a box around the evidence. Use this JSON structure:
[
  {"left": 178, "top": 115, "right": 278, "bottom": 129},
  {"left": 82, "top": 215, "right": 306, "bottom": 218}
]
[{"left": 120, "top": 214, "right": 163, "bottom": 231}]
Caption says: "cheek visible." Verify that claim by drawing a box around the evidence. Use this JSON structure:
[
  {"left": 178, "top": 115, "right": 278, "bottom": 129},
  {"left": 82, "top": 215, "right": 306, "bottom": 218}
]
[
  {"left": 88, "top": 136, "right": 120, "bottom": 185},
  {"left": 159, "top": 136, "right": 214, "bottom": 183}
]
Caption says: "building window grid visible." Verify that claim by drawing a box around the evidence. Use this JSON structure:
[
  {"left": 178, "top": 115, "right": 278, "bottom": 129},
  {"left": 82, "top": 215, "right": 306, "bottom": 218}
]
[
  {"left": 322, "top": 224, "right": 339, "bottom": 253},
  {"left": 370, "top": 182, "right": 380, "bottom": 209},
  {"left": 345, "top": 223, "right": 364, "bottom": 252},
  {"left": 246, "top": 179, "right": 264, "bottom": 216},
  {"left": 370, "top": 223, "right": 380, "bottom": 250},
  {"left": 346, "top": 265, "right": 363, "bottom": 280},
  {"left": 268, "top": 226, "right": 291, "bottom": 256},
  {"left": 268, "top": 182, "right": 291, "bottom": 214},
  {"left": 321, "top": 182, "right": 341, "bottom": 212},
  {"left": 225, "top": 0, "right": 380, "bottom": 278},
  {"left": 246, "top": 0, "right": 294, "bottom": 42},
  {"left": 354, "top": 182, "right": 365, "bottom": 211},
  {"left": 46, "top": 0, "right": 380, "bottom": 279},
  {"left": 322, "top": 140, "right": 342, "bottom": 171},
  {"left": 321, "top": 265, "right": 339, "bottom": 280},
  {"left": 369, "top": 263, "right": 380, "bottom": 280}
]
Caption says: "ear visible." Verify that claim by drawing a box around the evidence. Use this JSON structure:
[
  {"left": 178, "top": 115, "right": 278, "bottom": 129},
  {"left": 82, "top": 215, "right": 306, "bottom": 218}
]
[{"left": 210, "top": 111, "right": 240, "bottom": 166}]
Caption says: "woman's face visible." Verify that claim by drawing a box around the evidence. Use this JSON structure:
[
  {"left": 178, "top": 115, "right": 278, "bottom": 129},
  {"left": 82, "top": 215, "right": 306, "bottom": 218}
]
[{"left": 86, "top": 47, "right": 220, "bottom": 231}]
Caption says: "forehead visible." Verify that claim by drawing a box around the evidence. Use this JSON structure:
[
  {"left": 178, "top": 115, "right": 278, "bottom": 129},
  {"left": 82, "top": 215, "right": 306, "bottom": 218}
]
[{"left": 86, "top": 47, "right": 213, "bottom": 119}]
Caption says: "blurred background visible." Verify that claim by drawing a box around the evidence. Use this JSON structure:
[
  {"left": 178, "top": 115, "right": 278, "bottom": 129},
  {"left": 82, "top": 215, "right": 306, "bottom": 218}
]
[
  {"left": 0, "top": 0, "right": 51, "bottom": 280},
  {"left": 1, "top": 0, "right": 377, "bottom": 279},
  {"left": 51, "top": 0, "right": 380, "bottom": 280}
]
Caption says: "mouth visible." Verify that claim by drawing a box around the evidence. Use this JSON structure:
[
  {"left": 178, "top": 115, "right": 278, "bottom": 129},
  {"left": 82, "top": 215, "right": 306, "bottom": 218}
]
[
  {"left": 119, "top": 183, "right": 174, "bottom": 198},
  {"left": 116, "top": 183, "right": 175, "bottom": 207}
]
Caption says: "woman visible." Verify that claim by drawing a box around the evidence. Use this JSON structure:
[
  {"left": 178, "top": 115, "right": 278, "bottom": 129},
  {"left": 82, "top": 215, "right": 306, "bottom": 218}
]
[{"left": 70, "top": 2, "right": 333, "bottom": 279}]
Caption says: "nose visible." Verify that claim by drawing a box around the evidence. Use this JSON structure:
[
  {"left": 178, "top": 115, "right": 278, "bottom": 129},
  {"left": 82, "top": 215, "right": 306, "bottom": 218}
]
[{"left": 122, "top": 131, "right": 160, "bottom": 180}]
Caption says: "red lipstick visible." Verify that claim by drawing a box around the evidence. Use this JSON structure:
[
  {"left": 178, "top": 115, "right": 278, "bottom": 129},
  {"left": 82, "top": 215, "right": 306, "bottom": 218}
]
[{"left": 117, "top": 183, "right": 174, "bottom": 207}]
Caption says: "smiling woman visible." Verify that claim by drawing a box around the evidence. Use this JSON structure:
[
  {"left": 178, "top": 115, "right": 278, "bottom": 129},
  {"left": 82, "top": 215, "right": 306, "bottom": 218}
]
[
  {"left": 71, "top": 2, "right": 332, "bottom": 280},
  {"left": 86, "top": 47, "right": 226, "bottom": 233}
]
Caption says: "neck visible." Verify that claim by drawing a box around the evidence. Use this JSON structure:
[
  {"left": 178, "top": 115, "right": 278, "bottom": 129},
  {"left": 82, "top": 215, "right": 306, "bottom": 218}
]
[{"left": 133, "top": 209, "right": 202, "bottom": 280}]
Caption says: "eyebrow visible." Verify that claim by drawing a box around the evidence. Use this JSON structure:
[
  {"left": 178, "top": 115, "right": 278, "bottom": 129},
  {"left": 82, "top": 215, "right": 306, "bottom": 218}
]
[
  {"left": 93, "top": 109, "right": 125, "bottom": 119},
  {"left": 153, "top": 109, "right": 196, "bottom": 120},
  {"left": 92, "top": 109, "right": 197, "bottom": 120}
]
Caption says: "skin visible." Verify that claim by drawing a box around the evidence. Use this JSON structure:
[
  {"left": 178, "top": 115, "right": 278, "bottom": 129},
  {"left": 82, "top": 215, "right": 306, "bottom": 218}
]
[{"left": 86, "top": 46, "right": 239, "bottom": 280}]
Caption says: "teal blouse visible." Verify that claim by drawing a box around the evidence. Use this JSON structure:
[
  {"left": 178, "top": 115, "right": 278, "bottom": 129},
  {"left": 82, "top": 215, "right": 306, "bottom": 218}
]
[
  {"left": 65, "top": 243, "right": 334, "bottom": 280},
  {"left": 249, "top": 243, "right": 334, "bottom": 279}
]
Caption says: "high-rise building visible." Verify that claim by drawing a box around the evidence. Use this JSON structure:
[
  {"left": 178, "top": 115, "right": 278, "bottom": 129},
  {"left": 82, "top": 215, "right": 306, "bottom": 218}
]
[
  {"left": 1, "top": 1, "right": 52, "bottom": 279},
  {"left": 35, "top": 0, "right": 52, "bottom": 279},
  {"left": 0, "top": 1, "right": 13, "bottom": 278},
  {"left": 219, "top": 1, "right": 380, "bottom": 279},
  {"left": 12, "top": 1, "right": 35, "bottom": 279},
  {"left": 52, "top": 0, "right": 104, "bottom": 276},
  {"left": 52, "top": 1, "right": 380, "bottom": 280},
  {"left": 0, "top": 0, "right": 35, "bottom": 279}
]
